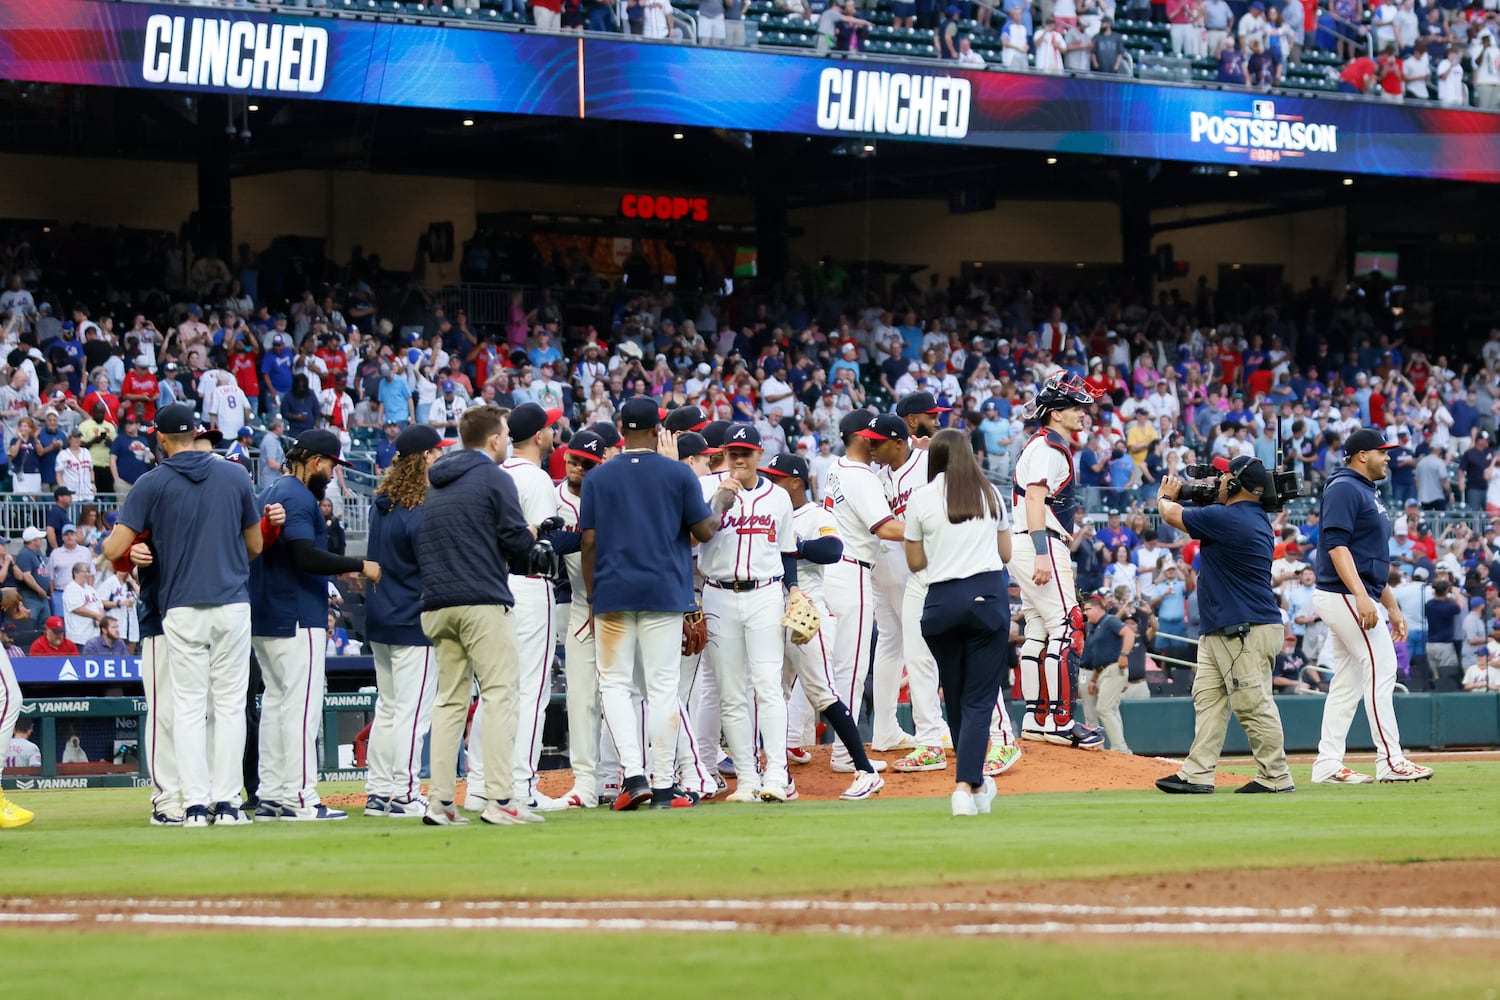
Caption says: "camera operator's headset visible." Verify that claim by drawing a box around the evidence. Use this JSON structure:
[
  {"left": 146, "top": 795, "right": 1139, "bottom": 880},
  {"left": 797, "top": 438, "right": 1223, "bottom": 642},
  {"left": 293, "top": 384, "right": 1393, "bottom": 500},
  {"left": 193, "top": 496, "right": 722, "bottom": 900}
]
[{"left": 1224, "top": 458, "right": 1266, "bottom": 499}]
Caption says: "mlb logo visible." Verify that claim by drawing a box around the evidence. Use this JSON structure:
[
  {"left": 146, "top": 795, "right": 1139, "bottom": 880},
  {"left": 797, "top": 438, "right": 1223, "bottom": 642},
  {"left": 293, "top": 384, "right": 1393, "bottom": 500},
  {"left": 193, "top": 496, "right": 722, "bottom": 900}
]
[{"left": 1252, "top": 100, "right": 1275, "bottom": 120}]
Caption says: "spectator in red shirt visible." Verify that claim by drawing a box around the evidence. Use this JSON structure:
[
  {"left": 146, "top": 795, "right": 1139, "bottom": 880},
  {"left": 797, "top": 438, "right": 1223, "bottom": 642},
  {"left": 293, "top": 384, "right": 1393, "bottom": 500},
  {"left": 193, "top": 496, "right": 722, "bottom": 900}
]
[
  {"left": 1339, "top": 54, "right": 1379, "bottom": 94},
  {"left": 230, "top": 341, "right": 260, "bottom": 411},
  {"left": 315, "top": 334, "right": 347, "bottom": 390},
  {"left": 1377, "top": 44, "right": 1405, "bottom": 101},
  {"left": 119, "top": 356, "right": 159, "bottom": 424},
  {"left": 29, "top": 616, "right": 79, "bottom": 656}
]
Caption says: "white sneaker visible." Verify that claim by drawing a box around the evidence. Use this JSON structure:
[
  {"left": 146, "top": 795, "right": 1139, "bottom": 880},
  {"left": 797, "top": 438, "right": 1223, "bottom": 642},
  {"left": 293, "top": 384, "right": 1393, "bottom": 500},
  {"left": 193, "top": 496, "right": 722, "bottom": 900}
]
[
  {"left": 872, "top": 732, "right": 916, "bottom": 752},
  {"left": 183, "top": 805, "right": 213, "bottom": 828},
  {"left": 212, "top": 802, "right": 253, "bottom": 826},
  {"left": 383, "top": 796, "right": 429, "bottom": 818},
  {"left": 974, "top": 777, "right": 997, "bottom": 815},
  {"left": 462, "top": 792, "right": 488, "bottom": 812},
  {"left": 838, "top": 771, "right": 885, "bottom": 801},
  {"left": 830, "top": 756, "right": 888, "bottom": 774},
  {"left": 281, "top": 804, "right": 348, "bottom": 822},
  {"left": 950, "top": 789, "right": 978, "bottom": 817},
  {"left": 1312, "top": 766, "right": 1375, "bottom": 785},
  {"left": 1379, "top": 760, "right": 1434, "bottom": 783},
  {"left": 725, "top": 786, "right": 761, "bottom": 803},
  {"left": 556, "top": 788, "right": 599, "bottom": 809},
  {"left": 760, "top": 780, "right": 792, "bottom": 803},
  {"left": 423, "top": 800, "right": 469, "bottom": 826},
  {"left": 527, "top": 793, "right": 571, "bottom": 813},
  {"left": 481, "top": 800, "right": 545, "bottom": 825}
]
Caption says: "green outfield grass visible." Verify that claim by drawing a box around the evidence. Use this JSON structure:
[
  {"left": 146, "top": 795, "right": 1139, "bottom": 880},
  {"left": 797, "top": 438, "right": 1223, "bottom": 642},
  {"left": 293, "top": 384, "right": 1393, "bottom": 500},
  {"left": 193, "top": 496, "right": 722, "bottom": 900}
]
[
  {"left": 2, "top": 762, "right": 1497, "bottom": 900},
  {"left": 3, "top": 929, "right": 1497, "bottom": 1000}
]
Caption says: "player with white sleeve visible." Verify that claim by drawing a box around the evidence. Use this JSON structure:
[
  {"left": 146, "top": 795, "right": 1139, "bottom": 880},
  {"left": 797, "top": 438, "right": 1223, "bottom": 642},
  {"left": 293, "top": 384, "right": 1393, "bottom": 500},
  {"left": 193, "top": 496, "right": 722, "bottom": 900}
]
[
  {"left": 1011, "top": 372, "right": 1105, "bottom": 750},
  {"left": 699, "top": 424, "right": 801, "bottom": 802},
  {"left": 0, "top": 588, "right": 34, "bottom": 828},
  {"left": 763, "top": 454, "right": 885, "bottom": 800},
  {"left": 466, "top": 403, "right": 566, "bottom": 813}
]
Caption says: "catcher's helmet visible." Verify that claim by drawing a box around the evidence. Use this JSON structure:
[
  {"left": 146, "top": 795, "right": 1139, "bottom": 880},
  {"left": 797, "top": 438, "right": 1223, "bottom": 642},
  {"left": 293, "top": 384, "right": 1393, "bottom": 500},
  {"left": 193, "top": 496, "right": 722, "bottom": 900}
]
[{"left": 1033, "top": 371, "right": 1097, "bottom": 418}]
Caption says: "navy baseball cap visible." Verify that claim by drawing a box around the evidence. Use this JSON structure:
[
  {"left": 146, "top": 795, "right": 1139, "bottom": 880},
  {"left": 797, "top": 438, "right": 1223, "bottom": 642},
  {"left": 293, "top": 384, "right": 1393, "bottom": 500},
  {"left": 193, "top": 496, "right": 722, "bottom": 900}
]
[
  {"left": 153, "top": 403, "right": 197, "bottom": 435},
  {"left": 586, "top": 422, "right": 622, "bottom": 449},
  {"left": 238, "top": 426, "right": 255, "bottom": 439},
  {"left": 895, "top": 391, "right": 950, "bottom": 417},
  {"left": 292, "top": 428, "right": 350, "bottom": 467},
  {"left": 722, "top": 424, "right": 762, "bottom": 451},
  {"left": 857, "top": 413, "right": 910, "bottom": 443},
  {"left": 442, "top": 380, "right": 457, "bottom": 394},
  {"left": 565, "top": 430, "right": 606, "bottom": 464},
  {"left": 664, "top": 405, "right": 710, "bottom": 433},
  {"left": 701, "top": 420, "right": 733, "bottom": 449},
  {"left": 194, "top": 425, "right": 222, "bottom": 445},
  {"left": 838, "top": 409, "right": 874, "bottom": 442},
  {"left": 396, "top": 424, "right": 454, "bottom": 457},
  {"left": 620, "top": 397, "right": 662, "bottom": 431},
  {"left": 1344, "top": 428, "right": 1397, "bottom": 457},
  {"left": 676, "top": 431, "right": 710, "bottom": 461},
  {"left": 761, "top": 453, "right": 809, "bottom": 482},
  {"left": 509, "top": 402, "right": 562, "bottom": 442}
]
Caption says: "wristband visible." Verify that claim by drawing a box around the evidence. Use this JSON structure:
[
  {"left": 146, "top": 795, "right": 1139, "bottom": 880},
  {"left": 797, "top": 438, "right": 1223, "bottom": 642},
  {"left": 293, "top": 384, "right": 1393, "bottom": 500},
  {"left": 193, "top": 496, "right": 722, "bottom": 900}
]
[{"left": 1030, "top": 530, "right": 1050, "bottom": 557}]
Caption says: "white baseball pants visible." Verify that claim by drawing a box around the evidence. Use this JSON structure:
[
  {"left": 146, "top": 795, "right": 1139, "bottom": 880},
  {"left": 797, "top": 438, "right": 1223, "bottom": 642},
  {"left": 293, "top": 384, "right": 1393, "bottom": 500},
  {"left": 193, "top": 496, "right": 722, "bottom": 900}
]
[
  {"left": 0, "top": 649, "right": 20, "bottom": 784},
  {"left": 825, "top": 559, "right": 874, "bottom": 768},
  {"left": 165, "top": 603, "right": 251, "bottom": 810},
  {"left": 688, "top": 638, "right": 723, "bottom": 768},
  {"left": 365, "top": 642, "right": 438, "bottom": 801},
  {"left": 254, "top": 625, "right": 328, "bottom": 809},
  {"left": 784, "top": 609, "right": 839, "bottom": 713},
  {"left": 139, "top": 634, "right": 181, "bottom": 813},
  {"left": 598, "top": 611, "right": 682, "bottom": 790},
  {"left": 990, "top": 695, "right": 1018, "bottom": 745},
  {"left": 1010, "top": 544, "right": 1078, "bottom": 734},
  {"left": 1312, "top": 591, "right": 1413, "bottom": 781},
  {"left": 904, "top": 574, "right": 950, "bottom": 747},
  {"left": 562, "top": 600, "right": 603, "bottom": 798},
  {"left": 870, "top": 546, "right": 911, "bottom": 748},
  {"left": 675, "top": 649, "right": 717, "bottom": 797},
  {"left": 704, "top": 584, "right": 789, "bottom": 792}
]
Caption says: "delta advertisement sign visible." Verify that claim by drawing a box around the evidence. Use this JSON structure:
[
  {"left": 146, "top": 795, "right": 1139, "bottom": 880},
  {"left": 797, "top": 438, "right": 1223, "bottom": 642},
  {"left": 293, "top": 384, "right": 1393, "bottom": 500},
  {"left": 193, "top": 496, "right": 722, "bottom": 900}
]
[
  {"left": 10, "top": 655, "right": 375, "bottom": 684},
  {"left": 2, "top": 0, "right": 1498, "bottom": 181}
]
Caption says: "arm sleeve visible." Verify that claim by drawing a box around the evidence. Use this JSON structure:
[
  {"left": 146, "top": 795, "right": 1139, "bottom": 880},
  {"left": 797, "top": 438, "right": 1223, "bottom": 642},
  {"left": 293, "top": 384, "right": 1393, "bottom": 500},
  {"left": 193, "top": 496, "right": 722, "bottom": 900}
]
[
  {"left": 549, "top": 529, "right": 582, "bottom": 556},
  {"left": 781, "top": 554, "right": 799, "bottom": 589},
  {"left": 797, "top": 536, "right": 844, "bottom": 565},
  {"left": 681, "top": 464, "right": 714, "bottom": 527},
  {"left": 285, "top": 537, "right": 363, "bottom": 575},
  {"left": 117, "top": 478, "right": 153, "bottom": 533}
]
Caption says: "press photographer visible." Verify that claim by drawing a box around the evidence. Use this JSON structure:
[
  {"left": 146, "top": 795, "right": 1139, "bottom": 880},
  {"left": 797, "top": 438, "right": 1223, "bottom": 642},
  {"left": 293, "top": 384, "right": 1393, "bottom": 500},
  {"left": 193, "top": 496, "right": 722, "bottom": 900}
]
[{"left": 1151, "top": 455, "right": 1295, "bottom": 795}]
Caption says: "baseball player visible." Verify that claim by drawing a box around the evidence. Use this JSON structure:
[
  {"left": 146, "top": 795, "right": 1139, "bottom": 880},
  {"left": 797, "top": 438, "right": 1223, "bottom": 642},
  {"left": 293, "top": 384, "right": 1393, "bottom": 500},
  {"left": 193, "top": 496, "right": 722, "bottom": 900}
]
[
  {"left": 251, "top": 429, "right": 381, "bottom": 821},
  {"left": 688, "top": 420, "right": 733, "bottom": 783},
  {"left": 823, "top": 410, "right": 905, "bottom": 773},
  {"left": 465, "top": 402, "right": 566, "bottom": 813},
  {"left": 1311, "top": 429, "right": 1433, "bottom": 783},
  {"left": 698, "top": 424, "right": 799, "bottom": 803},
  {"left": 671, "top": 428, "right": 724, "bottom": 801},
  {"left": 1011, "top": 372, "right": 1104, "bottom": 750},
  {"left": 0, "top": 589, "right": 32, "bottom": 828},
  {"left": 873, "top": 393, "right": 951, "bottom": 771},
  {"left": 763, "top": 454, "right": 885, "bottom": 800}
]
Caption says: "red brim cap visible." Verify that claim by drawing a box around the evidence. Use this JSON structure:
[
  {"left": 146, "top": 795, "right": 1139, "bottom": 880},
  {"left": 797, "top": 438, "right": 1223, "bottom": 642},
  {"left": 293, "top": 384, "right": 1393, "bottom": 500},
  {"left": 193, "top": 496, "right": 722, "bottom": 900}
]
[
  {"left": 436, "top": 438, "right": 457, "bottom": 449},
  {"left": 856, "top": 428, "right": 891, "bottom": 441},
  {"left": 689, "top": 419, "right": 710, "bottom": 431},
  {"left": 1212, "top": 456, "right": 1231, "bottom": 472},
  {"left": 925, "top": 405, "right": 952, "bottom": 413},
  {"left": 722, "top": 443, "right": 761, "bottom": 451},
  {"left": 565, "top": 448, "right": 603, "bottom": 464},
  {"left": 759, "top": 466, "right": 790, "bottom": 478},
  {"left": 543, "top": 408, "right": 564, "bottom": 428},
  {"left": 701, "top": 446, "right": 721, "bottom": 455}
]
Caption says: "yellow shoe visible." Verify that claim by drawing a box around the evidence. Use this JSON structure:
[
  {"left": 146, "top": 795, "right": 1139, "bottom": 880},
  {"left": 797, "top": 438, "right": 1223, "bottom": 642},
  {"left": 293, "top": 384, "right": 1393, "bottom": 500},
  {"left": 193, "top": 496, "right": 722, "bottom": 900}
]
[{"left": 0, "top": 792, "right": 35, "bottom": 828}]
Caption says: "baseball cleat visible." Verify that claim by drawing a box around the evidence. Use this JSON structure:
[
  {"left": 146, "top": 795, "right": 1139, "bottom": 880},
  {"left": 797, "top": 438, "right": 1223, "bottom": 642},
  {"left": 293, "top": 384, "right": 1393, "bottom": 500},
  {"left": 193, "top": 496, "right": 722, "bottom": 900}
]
[
  {"left": 787, "top": 746, "right": 813, "bottom": 765},
  {"left": 212, "top": 802, "right": 253, "bottom": 826},
  {"left": 1234, "top": 780, "right": 1295, "bottom": 794},
  {"left": 974, "top": 776, "right": 997, "bottom": 815},
  {"left": 281, "top": 804, "right": 348, "bottom": 822},
  {"left": 481, "top": 800, "right": 545, "bottom": 825},
  {"left": 1155, "top": 774, "right": 1214, "bottom": 795},
  {"left": 650, "top": 785, "right": 698, "bottom": 809},
  {"left": 872, "top": 732, "right": 917, "bottom": 753},
  {"left": 527, "top": 793, "right": 571, "bottom": 813},
  {"left": 712, "top": 774, "right": 728, "bottom": 796},
  {"left": 1312, "top": 767, "right": 1375, "bottom": 785},
  {"left": 830, "top": 756, "right": 888, "bottom": 774},
  {"left": 725, "top": 785, "right": 761, "bottom": 803},
  {"left": 557, "top": 788, "right": 599, "bottom": 809},
  {"left": 838, "top": 771, "right": 885, "bottom": 801},
  {"left": 893, "top": 746, "right": 947, "bottom": 772},
  {"left": 760, "top": 780, "right": 793, "bottom": 803},
  {"left": 1379, "top": 761, "right": 1434, "bottom": 783},
  {"left": 254, "top": 800, "right": 290, "bottom": 822},
  {"left": 383, "top": 796, "right": 429, "bottom": 818},
  {"left": 364, "top": 794, "right": 390, "bottom": 817},
  {"left": 612, "top": 776, "right": 653, "bottom": 812},
  {"left": 1033, "top": 723, "right": 1104, "bottom": 750},
  {"left": 183, "top": 805, "right": 214, "bottom": 828},
  {"left": 423, "top": 800, "right": 469, "bottom": 826},
  {"left": 984, "top": 744, "right": 1022, "bottom": 776},
  {"left": 149, "top": 809, "right": 184, "bottom": 827},
  {"left": 950, "top": 789, "right": 978, "bottom": 817},
  {"left": 0, "top": 794, "right": 35, "bottom": 829},
  {"left": 716, "top": 756, "right": 736, "bottom": 778}
]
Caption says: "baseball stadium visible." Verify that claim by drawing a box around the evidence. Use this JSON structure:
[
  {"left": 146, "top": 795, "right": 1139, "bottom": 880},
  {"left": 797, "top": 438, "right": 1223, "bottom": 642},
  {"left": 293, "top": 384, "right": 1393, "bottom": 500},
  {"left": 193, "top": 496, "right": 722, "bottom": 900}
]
[{"left": 2, "top": 0, "right": 1500, "bottom": 996}]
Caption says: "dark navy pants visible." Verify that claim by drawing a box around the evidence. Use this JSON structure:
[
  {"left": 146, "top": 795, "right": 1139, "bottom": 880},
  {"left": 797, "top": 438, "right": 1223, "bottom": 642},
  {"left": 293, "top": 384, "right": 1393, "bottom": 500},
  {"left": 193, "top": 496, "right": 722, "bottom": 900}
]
[{"left": 921, "top": 570, "right": 1009, "bottom": 789}]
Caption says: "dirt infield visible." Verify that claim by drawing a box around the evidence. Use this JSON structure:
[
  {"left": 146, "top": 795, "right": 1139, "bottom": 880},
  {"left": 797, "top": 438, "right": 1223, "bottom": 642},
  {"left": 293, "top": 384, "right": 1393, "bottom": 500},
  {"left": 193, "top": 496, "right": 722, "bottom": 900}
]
[
  {"left": 323, "top": 742, "right": 1248, "bottom": 810},
  {"left": 6, "top": 860, "right": 1496, "bottom": 952}
]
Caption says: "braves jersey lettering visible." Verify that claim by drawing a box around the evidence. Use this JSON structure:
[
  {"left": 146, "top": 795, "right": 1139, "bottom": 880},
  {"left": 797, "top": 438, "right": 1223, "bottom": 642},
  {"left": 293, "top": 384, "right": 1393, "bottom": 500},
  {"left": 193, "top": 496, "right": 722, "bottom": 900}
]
[
  {"left": 881, "top": 448, "right": 929, "bottom": 518},
  {"left": 825, "top": 458, "right": 893, "bottom": 564},
  {"left": 697, "top": 476, "right": 796, "bottom": 581},
  {"left": 1011, "top": 428, "right": 1079, "bottom": 537}
]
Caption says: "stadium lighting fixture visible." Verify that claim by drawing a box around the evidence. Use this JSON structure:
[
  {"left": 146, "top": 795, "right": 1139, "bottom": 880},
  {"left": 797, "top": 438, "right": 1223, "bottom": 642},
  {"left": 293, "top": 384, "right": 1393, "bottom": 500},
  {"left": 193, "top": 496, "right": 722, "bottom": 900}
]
[
  {"left": 672, "top": 131, "right": 685, "bottom": 140},
  {"left": 1045, "top": 157, "right": 1057, "bottom": 165},
  {"left": 461, "top": 118, "right": 475, "bottom": 127},
  {"left": 1342, "top": 178, "right": 1354, "bottom": 186},
  {"left": 861, "top": 143, "right": 875, "bottom": 153},
  {"left": 1227, "top": 170, "right": 1239, "bottom": 178},
  {"left": 247, "top": 104, "right": 259, "bottom": 112}
]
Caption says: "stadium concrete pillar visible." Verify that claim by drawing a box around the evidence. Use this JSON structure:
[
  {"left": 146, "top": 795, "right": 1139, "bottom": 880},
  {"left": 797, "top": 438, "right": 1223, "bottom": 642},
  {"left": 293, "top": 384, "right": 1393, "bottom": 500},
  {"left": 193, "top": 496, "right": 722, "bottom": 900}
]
[
  {"left": 195, "top": 95, "right": 234, "bottom": 260},
  {"left": 753, "top": 135, "right": 789, "bottom": 290},
  {"left": 1119, "top": 160, "right": 1154, "bottom": 299}
]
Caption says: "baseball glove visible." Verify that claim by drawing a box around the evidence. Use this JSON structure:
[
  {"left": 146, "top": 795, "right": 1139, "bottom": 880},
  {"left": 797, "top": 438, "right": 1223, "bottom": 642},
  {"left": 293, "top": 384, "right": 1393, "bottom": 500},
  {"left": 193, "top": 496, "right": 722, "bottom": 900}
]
[
  {"left": 522, "top": 539, "right": 562, "bottom": 580},
  {"left": 682, "top": 606, "right": 708, "bottom": 656},
  {"left": 781, "top": 591, "right": 821, "bottom": 646}
]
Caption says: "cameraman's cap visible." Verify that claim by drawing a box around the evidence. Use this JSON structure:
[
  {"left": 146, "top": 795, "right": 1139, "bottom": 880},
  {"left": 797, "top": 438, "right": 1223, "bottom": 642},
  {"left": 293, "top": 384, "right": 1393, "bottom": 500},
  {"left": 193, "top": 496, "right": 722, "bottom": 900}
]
[
  {"left": 620, "top": 397, "right": 661, "bottom": 431},
  {"left": 857, "top": 413, "right": 911, "bottom": 443},
  {"left": 153, "top": 403, "right": 198, "bottom": 436},
  {"left": 292, "top": 428, "right": 350, "bottom": 467},
  {"left": 895, "top": 391, "right": 950, "bottom": 416},
  {"left": 1344, "top": 428, "right": 1397, "bottom": 458},
  {"left": 663, "top": 405, "right": 710, "bottom": 433},
  {"left": 565, "top": 430, "right": 606, "bottom": 465},
  {"left": 762, "top": 453, "right": 809, "bottom": 482},
  {"left": 722, "top": 425, "right": 762, "bottom": 451},
  {"left": 396, "top": 424, "right": 454, "bottom": 457},
  {"left": 1213, "top": 454, "right": 1268, "bottom": 491},
  {"left": 676, "top": 431, "right": 710, "bottom": 461},
  {"left": 509, "top": 402, "right": 562, "bottom": 441}
]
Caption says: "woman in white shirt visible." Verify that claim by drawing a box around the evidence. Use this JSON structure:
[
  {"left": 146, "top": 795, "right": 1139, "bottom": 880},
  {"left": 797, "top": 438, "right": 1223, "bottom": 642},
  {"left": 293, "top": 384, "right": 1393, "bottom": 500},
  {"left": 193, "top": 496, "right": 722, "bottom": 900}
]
[
  {"left": 904, "top": 429, "right": 1012, "bottom": 817},
  {"left": 1404, "top": 40, "right": 1432, "bottom": 99},
  {"left": 1103, "top": 545, "right": 1138, "bottom": 596}
]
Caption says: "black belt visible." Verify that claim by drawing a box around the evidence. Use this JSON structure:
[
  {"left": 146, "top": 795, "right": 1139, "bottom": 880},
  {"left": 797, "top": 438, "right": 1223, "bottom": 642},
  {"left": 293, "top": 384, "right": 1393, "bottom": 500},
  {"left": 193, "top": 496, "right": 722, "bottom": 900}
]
[
  {"left": 841, "top": 556, "right": 873, "bottom": 569},
  {"left": 706, "top": 577, "right": 783, "bottom": 593}
]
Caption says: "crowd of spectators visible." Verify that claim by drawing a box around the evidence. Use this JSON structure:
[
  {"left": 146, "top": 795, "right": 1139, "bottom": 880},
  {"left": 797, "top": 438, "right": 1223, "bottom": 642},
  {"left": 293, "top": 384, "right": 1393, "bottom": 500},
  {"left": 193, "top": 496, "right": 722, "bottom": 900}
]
[{"left": 4, "top": 218, "right": 1500, "bottom": 695}]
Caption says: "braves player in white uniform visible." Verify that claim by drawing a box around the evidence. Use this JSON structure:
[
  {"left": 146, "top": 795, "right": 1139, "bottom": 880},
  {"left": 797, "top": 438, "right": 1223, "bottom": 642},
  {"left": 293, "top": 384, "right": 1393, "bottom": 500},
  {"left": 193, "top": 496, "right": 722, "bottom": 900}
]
[
  {"left": 0, "top": 589, "right": 32, "bottom": 828},
  {"left": 466, "top": 403, "right": 566, "bottom": 812},
  {"left": 699, "top": 424, "right": 800, "bottom": 802},
  {"left": 823, "top": 411, "right": 906, "bottom": 772},
  {"left": 669, "top": 427, "right": 722, "bottom": 800},
  {"left": 1011, "top": 372, "right": 1105, "bottom": 749},
  {"left": 763, "top": 454, "right": 885, "bottom": 800},
  {"left": 688, "top": 421, "right": 733, "bottom": 782}
]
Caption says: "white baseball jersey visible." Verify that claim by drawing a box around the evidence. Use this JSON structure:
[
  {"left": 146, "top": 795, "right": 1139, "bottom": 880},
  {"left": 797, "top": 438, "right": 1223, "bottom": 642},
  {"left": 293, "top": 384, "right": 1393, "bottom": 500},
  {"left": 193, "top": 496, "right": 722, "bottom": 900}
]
[
  {"left": 555, "top": 480, "right": 587, "bottom": 601},
  {"left": 824, "top": 457, "right": 892, "bottom": 565},
  {"left": 697, "top": 475, "right": 796, "bottom": 583},
  {"left": 791, "top": 502, "right": 840, "bottom": 610},
  {"left": 206, "top": 383, "right": 250, "bottom": 439},
  {"left": 881, "top": 447, "right": 929, "bottom": 521},
  {"left": 502, "top": 458, "right": 560, "bottom": 526},
  {"left": 1011, "top": 431, "right": 1075, "bottom": 538}
]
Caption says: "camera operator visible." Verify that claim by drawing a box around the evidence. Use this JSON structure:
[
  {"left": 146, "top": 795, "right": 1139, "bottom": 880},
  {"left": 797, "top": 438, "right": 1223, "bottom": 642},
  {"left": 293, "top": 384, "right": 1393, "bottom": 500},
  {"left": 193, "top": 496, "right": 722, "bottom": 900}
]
[{"left": 1152, "top": 455, "right": 1294, "bottom": 794}]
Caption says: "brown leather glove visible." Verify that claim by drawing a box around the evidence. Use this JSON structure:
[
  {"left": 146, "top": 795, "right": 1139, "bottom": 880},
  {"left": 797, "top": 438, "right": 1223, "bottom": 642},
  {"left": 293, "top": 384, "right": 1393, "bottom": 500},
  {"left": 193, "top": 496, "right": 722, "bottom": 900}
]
[{"left": 682, "top": 607, "right": 708, "bottom": 656}]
